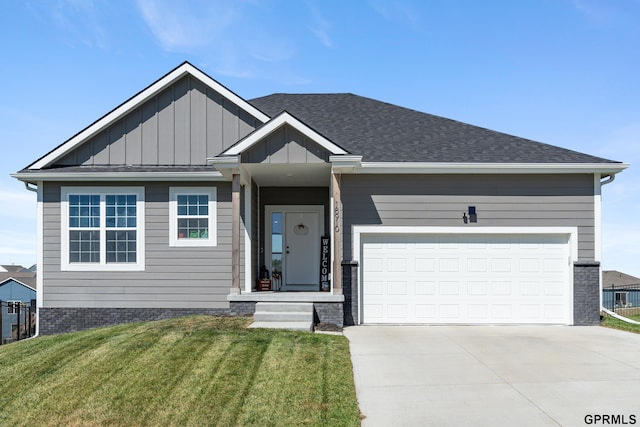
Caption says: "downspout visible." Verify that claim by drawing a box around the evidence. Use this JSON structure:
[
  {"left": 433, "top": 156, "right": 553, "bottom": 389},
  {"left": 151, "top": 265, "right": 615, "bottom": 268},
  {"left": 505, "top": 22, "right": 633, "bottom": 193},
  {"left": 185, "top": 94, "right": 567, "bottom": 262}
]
[
  {"left": 24, "top": 182, "right": 38, "bottom": 193},
  {"left": 597, "top": 173, "right": 639, "bottom": 324},
  {"left": 600, "top": 174, "right": 615, "bottom": 186},
  {"left": 23, "top": 181, "right": 40, "bottom": 339}
]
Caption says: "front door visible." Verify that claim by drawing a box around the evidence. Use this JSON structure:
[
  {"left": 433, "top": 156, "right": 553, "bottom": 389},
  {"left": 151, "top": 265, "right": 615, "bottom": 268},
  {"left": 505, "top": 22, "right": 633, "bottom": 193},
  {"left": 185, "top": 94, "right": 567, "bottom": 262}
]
[{"left": 266, "top": 205, "right": 323, "bottom": 291}]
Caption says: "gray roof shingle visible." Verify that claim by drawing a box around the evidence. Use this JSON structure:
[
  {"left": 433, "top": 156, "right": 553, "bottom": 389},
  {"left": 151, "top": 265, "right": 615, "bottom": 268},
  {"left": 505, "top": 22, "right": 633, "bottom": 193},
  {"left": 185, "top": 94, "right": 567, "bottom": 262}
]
[{"left": 249, "top": 93, "right": 619, "bottom": 164}]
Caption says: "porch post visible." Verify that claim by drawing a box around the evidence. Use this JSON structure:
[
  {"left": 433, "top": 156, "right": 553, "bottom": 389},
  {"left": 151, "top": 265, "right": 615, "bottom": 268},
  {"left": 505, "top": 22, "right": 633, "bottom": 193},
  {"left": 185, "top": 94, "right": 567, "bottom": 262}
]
[
  {"left": 231, "top": 173, "right": 241, "bottom": 295},
  {"left": 332, "top": 172, "right": 343, "bottom": 294}
]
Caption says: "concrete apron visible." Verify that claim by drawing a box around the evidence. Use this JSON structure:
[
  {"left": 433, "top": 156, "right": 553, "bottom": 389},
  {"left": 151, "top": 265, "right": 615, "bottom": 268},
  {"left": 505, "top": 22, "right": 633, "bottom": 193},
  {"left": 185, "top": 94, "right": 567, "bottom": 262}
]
[{"left": 344, "top": 325, "right": 640, "bottom": 427}]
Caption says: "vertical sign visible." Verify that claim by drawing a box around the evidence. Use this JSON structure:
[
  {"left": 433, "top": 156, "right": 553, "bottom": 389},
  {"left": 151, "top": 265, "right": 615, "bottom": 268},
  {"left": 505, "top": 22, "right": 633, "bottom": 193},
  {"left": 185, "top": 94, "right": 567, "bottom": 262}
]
[{"left": 320, "top": 236, "right": 331, "bottom": 291}]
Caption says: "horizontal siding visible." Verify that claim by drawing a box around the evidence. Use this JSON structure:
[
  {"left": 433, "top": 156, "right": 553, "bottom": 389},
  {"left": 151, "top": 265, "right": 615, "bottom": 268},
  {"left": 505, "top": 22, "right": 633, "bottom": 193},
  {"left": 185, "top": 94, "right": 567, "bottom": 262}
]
[
  {"left": 42, "top": 181, "right": 241, "bottom": 309},
  {"left": 342, "top": 174, "right": 596, "bottom": 260},
  {"left": 53, "top": 76, "right": 261, "bottom": 167}
]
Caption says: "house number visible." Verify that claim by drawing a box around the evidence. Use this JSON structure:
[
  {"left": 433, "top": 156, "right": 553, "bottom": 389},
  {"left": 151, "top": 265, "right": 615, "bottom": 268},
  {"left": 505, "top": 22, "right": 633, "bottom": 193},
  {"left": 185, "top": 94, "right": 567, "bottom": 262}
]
[{"left": 334, "top": 205, "right": 340, "bottom": 232}]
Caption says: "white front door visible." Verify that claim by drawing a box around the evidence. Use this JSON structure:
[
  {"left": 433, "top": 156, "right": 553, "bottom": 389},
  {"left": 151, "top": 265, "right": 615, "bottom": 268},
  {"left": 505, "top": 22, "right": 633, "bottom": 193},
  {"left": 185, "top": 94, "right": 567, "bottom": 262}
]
[
  {"left": 266, "top": 205, "right": 323, "bottom": 291},
  {"left": 285, "top": 212, "right": 320, "bottom": 289}
]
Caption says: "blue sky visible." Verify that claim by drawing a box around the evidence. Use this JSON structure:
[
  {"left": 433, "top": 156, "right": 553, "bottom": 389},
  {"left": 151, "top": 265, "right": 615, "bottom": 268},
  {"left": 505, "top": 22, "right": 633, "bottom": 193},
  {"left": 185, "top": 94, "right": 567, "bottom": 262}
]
[{"left": 1, "top": 0, "right": 639, "bottom": 275}]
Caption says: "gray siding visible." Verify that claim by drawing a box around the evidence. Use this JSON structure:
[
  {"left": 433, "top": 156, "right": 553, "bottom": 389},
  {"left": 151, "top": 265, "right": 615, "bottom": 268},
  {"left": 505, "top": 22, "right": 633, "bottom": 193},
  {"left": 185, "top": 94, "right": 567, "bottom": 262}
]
[
  {"left": 242, "top": 125, "right": 330, "bottom": 164},
  {"left": 54, "top": 76, "right": 261, "bottom": 167},
  {"left": 42, "top": 181, "right": 242, "bottom": 309},
  {"left": 341, "top": 174, "right": 596, "bottom": 260}
]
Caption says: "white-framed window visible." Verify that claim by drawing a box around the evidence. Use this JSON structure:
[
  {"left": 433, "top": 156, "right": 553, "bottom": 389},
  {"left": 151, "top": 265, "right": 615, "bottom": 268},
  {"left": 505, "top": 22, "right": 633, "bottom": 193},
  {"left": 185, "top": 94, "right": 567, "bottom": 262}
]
[
  {"left": 7, "top": 301, "right": 21, "bottom": 315},
  {"left": 61, "top": 187, "right": 145, "bottom": 271},
  {"left": 169, "top": 187, "right": 217, "bottom": 247},
  {"left": 615, "top": 291, "right": 628, "bottom": 308}
]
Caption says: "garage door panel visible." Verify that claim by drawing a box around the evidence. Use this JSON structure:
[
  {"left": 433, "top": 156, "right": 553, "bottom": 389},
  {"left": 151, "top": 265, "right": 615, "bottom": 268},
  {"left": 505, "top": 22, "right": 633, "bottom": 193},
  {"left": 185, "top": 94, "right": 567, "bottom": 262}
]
[{"left": 362, "top": 233, "right": 571, "bottom": 324}]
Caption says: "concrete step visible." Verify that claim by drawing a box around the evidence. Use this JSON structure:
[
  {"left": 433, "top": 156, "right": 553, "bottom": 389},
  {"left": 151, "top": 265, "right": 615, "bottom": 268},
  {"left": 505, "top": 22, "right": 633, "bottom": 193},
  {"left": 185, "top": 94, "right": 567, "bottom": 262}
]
[
  {"left": 254, "top": 311, "right": 313, "bottom": 323},
  {"left": 248, "top": 321, "right": 314, "bottom": 332},
  {"left": 255, "top": 302, "right": 314, "bottom": 313},
  {"left": 250, "top": 302, "right": 314, "bottom": 332}
]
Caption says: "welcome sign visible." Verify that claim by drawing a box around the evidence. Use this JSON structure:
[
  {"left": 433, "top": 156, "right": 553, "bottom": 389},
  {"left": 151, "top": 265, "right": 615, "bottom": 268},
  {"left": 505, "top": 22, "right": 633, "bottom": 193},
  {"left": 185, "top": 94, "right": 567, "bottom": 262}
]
[{"left": 320, "top": 236, "right": 330, "bottom": 291}]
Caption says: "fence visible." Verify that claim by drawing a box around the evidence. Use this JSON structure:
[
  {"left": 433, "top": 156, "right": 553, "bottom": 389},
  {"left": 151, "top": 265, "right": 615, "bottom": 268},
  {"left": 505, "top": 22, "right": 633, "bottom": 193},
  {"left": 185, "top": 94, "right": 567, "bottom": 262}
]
[
  {"left": 603, "top": 284, "right": 640, "bottom": 317},
  {"left": 1, "top": 299, "right": 36, "bottom": 345}
]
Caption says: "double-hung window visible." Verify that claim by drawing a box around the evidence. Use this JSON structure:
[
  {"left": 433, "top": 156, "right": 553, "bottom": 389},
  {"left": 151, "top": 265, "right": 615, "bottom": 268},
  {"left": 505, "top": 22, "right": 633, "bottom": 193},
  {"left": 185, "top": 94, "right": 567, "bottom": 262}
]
[
  {"left": 169, "top": 187, "right": 217, "bottom": 247},
  {"left": 61, "top": 187, "right": 145, "bottom": 271}
]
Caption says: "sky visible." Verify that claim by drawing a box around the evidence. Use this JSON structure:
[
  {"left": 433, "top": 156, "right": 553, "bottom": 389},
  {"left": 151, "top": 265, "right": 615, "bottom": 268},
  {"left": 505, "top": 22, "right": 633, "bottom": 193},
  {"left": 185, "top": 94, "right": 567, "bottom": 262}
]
[{"left": 0, "top": 0, "right": 639, "bottom": 275}]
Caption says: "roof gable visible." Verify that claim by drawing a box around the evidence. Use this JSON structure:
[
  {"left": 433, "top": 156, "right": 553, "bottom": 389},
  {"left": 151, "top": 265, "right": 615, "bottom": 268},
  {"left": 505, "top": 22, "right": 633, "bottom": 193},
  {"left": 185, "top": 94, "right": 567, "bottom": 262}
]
[
  {"left": 220, "top": 111, "right": 348, "bottom": 157},
  {"left": 29, "top": 62, "right": 270, "bottom": 170}
]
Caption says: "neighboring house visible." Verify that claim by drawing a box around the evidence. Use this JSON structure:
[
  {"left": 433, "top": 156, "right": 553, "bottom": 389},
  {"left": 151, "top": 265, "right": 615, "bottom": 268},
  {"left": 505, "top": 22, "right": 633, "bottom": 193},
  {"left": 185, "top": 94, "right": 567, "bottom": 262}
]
[
  {"left": 12, "top": 62, "right": 627, "bottom": 334},
  {"left": 603, "top": 270, "right": 640, "bottom": 309},
  {"left": 0, "top": 276, "right": 37, "bottom": 341}
]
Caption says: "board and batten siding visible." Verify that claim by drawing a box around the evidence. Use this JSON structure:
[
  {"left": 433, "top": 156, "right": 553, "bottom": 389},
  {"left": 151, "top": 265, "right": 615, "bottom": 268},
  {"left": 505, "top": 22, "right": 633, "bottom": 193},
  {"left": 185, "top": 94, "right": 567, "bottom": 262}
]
[
  {"left": 54, "top": 75, "right": 261, "bottom": 167},
  {"left": 42, "top": 181, "right": 244, "bottom": 309},
  {"left": 241, "top": 124, "right": 330, "bottom": 164},
  {"left": 341, "top": 174, "right": 596, "bottom": 260}
]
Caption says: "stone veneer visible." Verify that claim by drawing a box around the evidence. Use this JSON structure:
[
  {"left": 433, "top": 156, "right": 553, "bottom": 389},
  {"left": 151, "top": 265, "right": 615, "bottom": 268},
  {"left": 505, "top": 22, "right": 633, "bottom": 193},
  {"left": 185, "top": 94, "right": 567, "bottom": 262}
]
[
  {"left": 38, "top": 307, "right": 228, "bottom": 335},
  {"left": 573, "top": 261, "right": 601, "bottom": 325},
  {"left": 342, "top": 260, "right": 359, "bottom": 326}
]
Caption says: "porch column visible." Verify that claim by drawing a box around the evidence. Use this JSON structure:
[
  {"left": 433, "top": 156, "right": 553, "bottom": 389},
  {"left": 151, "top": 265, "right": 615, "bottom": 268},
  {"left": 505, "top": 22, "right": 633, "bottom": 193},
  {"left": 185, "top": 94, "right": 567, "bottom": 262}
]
[
  {"left": 332, "top": 172, "right": 343, "bottom": 294},
  {"left": 231, "top": 173, "right": 241, "bottom": 295}
]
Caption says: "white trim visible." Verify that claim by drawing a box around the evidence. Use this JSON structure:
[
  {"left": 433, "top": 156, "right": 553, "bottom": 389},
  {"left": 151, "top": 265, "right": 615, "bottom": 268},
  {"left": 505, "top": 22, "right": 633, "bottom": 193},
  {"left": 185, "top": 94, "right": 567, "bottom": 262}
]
[
  {"left": 352, "top": 225, "right": 578, "bottom": 325},
  {"left": 29, "top": 62, "right": 269, "bottom": 170},
  {"left": 60, "top": 186, "right": 145, "bottom": 271},
  {"left": 264, "top": 205, "right": 325, "bottom": 291},
  {"left": 169, "top": 187, "right": 217, "bottom": 247},
  {"left": 329, "top": 175, "right": 335, "bottom": 292},
  {"left": 221, "top": 112, "right": 348, "bottom": 156},
  {"left": 12, "top": 171, "right": 225, "bottom": 182},
  {"left": 244, "top": 183, "right": 252, "bottom": 293},
  {"left": 355, "top": 162, "right": 629, "bottom": 175}
]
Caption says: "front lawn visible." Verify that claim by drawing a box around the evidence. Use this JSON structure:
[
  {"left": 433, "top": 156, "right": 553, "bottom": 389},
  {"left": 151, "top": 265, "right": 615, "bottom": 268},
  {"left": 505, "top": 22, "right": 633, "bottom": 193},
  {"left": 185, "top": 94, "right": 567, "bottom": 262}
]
[
  {"left": 601, "top": 312, "right": 640, "bottom": 334},
  {"left": 0, "top": 316, "right": 361, "bottom": 426}
]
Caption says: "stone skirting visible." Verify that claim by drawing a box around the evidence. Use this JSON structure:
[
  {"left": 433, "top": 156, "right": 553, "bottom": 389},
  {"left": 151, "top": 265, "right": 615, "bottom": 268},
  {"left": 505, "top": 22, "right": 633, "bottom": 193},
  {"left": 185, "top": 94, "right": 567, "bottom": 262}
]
[
  {"left": 573, "top": 261, "right": 601, "bottom": 325},
  {"left": 342, "top": 260, "right": 359, "bottom": 326},
  {"left": 38, "top": 307, "right": 228, "bottom": 335}
]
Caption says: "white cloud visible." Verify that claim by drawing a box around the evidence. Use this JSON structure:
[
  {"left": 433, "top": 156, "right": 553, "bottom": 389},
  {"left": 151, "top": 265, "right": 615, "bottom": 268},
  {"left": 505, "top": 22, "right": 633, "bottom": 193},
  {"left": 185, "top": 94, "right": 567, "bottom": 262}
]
[
  {"left": 136, "top": 0, "right": 239, "bottom": 52},
  {"left": 46, "top": 0, "right": 111, "bottom": 49},
  {"left": 306, "top": 1, "right": 332, "bottom": 48},
  {"left": 135, "top": 0, "right": 302, "bottom": 81},
  {"left": 369, "top": 0, "right": 419, "bottom": 28}
]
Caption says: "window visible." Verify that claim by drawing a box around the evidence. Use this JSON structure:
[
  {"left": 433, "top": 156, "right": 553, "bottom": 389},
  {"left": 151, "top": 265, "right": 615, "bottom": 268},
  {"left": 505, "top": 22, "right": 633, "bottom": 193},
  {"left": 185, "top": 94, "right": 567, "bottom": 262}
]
[
  {"left": 169, "top": 187, "right": 217, "bottom": 247},
  {"left": 615, "top": 291, "right": 628, "bottom": 308},
  {"left": 7, "top": 301, "right": 21, "bottom": 315},
  {"left": 61, "top": 187, "right": 145, "bottom": 271}
]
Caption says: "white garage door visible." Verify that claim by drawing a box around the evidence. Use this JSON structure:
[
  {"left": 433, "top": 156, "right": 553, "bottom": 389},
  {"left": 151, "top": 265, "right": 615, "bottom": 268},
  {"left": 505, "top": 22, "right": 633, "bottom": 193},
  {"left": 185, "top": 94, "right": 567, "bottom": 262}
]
[{"left": 361, "top": 233, "right": 572, "bottom": 324}]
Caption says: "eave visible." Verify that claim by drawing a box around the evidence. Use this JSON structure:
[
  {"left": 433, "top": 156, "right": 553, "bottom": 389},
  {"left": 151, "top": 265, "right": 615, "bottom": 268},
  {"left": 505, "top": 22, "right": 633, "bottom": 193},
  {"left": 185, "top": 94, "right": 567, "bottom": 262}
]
[
  {"left": 11, "top": 171, "right": 226, "bottom": 183},
  {"left": 353, "top": 162, "right": 630, "bottom": 175}
]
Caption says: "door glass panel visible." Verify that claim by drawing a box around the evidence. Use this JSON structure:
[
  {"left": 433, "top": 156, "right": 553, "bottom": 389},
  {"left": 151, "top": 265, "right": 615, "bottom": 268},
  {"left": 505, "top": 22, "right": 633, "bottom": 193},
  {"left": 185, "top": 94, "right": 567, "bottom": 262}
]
[{"left": 271, "top": 212, "right": 283, "bottom": 275}]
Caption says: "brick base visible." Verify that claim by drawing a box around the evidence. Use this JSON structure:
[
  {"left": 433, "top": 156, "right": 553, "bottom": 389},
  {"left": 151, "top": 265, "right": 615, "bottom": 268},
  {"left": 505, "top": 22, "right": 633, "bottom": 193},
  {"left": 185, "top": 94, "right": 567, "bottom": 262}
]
[
  {"left": 342, "top": 260, "right": 359, "bottom": 326},
  {"left": 314, "top": 302, "right": 344, "bottom": 327},
  {"left": 573, "top": 261, "right": 601, "bottom": 325},
  {"left": 38, "top": 307, "right": 229, "bottom": 335}
]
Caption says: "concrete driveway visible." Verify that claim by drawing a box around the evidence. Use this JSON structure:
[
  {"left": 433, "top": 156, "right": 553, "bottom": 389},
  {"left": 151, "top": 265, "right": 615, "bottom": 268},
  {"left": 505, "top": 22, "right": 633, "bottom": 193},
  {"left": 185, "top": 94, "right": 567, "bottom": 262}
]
[{"left": 344, "top": 325, "right": 640, "bottom": 427}]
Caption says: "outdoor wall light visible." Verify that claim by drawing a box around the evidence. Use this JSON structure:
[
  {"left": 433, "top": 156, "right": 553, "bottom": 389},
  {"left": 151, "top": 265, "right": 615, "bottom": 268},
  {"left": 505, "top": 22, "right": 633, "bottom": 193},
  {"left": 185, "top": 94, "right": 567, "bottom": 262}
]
[{"left": 463, "top": 206, "right": 478, "bottom": 223}]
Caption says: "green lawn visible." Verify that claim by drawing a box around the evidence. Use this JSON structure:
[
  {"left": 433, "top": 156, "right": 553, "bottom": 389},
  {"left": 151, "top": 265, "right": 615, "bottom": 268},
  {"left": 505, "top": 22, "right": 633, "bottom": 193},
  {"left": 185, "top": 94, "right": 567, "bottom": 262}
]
[
  {"left": 0, "top": 316, "right": 361, "bottom": 426},
  {"left": 601, "top": 312, "right": 640, "bottom": 334}
]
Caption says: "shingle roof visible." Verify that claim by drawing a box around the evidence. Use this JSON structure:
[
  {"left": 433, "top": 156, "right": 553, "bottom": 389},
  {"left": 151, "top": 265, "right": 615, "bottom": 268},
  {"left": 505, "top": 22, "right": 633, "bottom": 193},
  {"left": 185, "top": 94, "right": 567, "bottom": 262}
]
[
  {"left": 249, "top": 93, "right": 619, "bottom": 164},
  {"left": 603, "top": 270, "right": 640, "bottom": 288}
]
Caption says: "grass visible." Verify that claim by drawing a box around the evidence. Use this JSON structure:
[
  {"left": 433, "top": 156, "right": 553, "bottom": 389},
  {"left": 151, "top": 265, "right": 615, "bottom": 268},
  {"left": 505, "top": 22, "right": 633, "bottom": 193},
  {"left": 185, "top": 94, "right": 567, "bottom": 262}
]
[
  {"left": 0, "top": 316, "right": 361, "bottom": 426},
  {"left": 601, "top": 312, "right": 640, "bottom": 334}
]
